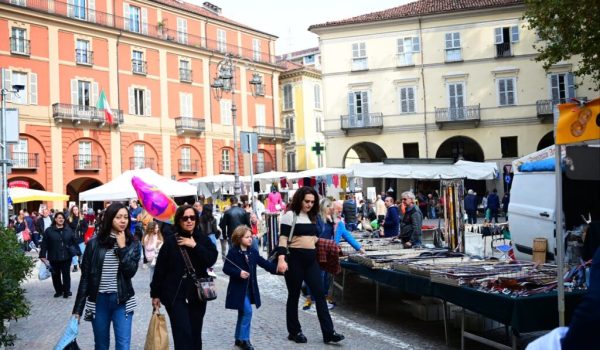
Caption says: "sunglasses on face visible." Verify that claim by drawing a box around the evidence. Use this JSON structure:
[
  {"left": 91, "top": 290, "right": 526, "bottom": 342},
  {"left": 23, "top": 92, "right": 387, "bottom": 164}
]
[{"left": 180, "top": 215, "right": 197, "bottom": 222}]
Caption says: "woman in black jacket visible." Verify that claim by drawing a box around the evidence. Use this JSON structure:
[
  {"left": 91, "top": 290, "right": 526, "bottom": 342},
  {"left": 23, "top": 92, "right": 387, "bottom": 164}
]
[
  {"left": 39, "top": 212, "right": 79, "bottom": 298},
  {"left": 151, "top": 204, "right": 219, "bottom": 350},
  {"left": 71, "top": 202, "right": 140, "bottom": 350},
  {"left": 68, "top": 205, "right": 88, "bottom": 272}
]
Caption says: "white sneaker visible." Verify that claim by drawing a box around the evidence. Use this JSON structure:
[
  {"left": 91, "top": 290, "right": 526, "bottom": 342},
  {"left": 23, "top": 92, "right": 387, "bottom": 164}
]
[
  {"left": 207, "top": 268, "right": 217, "bottom": 278},
  {"left": 327, "top": 302, "right": 335, "bottom": 310}
]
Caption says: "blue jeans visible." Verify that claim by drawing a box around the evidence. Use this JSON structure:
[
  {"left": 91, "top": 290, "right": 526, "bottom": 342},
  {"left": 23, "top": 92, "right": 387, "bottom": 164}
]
[
  {"left": 234, "top": 292, "right": 253, "bottom": 341},
  {"left": 429, "top": 207, "right": 436, "bottom": 219},
  {"left": 92, "top": 293, "right": 133, "bottom": 350},
  {"left": 208, "top": 234, "right": 217, "bottom": 247},
  {"left": 251, "top": 237, "right": 260, "bottom": 252}
]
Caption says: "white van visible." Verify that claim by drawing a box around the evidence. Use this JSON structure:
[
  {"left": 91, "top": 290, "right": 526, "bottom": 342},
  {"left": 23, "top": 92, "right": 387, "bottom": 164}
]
[{"left": 509, "top": 145, "right": 600, "bottom": 261}]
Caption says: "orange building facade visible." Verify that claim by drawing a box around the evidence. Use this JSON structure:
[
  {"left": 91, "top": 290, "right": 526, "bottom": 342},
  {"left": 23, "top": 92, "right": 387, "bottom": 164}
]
[{"left": 1, "top": 0, "right": 286, "bottom": 205}]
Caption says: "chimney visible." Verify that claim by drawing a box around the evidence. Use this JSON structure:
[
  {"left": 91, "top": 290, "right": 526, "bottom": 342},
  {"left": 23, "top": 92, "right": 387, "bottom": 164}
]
[{"left": 203, "top": 2, "right": 222, "bottom": 15}]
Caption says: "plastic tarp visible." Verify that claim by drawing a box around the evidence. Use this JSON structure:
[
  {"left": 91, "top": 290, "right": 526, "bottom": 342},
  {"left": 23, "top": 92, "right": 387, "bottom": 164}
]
[
  {"left": 9, "top": 187, "right": 69, "bottom": 203},
  {"left": 286, "top": 167, "right": 353, "bottom": 180},
  {"left": 519, "top": 158, "right": 556, "bottom": 172},
  {"left": 348, "top": 160, "right": 498, "bottom": 180},
  {"left": 79, "top": 168, "right": 197, "bottom": 201}
]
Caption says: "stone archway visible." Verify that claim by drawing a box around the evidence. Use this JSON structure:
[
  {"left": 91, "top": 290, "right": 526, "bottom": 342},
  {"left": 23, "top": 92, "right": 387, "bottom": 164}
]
[
  {"left": 537, "top": 131, "right": 554, "bottom": 151},
  {"left": 342, "top": 142, "right": 387, "bottom": 168},
  {"left": 435, "top": 136, "right": 485, "bottom": 162},
  {"left": 66, "top": 177, "right": 103, "bottom": 209}
]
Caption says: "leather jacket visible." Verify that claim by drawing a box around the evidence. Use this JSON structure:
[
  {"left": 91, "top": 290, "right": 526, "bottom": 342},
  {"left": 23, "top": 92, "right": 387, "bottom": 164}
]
[
  {"left": 39, "top": 225, "right": 78, "bottom": 262},
  {"left": 219, "top": 205, "right": 250, "bottom": 240},
  {"left": 72, "top": 237, "right": 140, "bottom": 316}
]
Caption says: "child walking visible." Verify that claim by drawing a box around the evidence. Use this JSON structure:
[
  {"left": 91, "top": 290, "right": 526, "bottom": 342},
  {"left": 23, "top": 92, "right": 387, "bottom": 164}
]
[{"left": 223, "top": 225, "right": 277, "bottom": 350}]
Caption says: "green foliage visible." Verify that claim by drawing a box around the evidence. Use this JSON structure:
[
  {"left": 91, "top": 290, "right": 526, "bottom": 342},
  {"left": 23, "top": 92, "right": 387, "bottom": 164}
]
[
  {"left": 0, "top": 225, "right": 34, "bottom": 347},
  {"left": 524, "top": 0, "right": 600, "bottom": 91}
]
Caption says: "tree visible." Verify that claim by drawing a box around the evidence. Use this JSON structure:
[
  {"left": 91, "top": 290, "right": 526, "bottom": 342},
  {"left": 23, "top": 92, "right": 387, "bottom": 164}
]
[
  {"left": 0, "top": 225, "right": 34, "bottom": 346},
  {"left": 524, "top": 0, "right": 600, "bottom": 91}
]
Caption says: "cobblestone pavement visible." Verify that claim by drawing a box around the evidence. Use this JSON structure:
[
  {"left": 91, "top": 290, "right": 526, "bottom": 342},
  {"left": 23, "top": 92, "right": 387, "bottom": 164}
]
[{"left": 9, "top": 247, "right": 527, "bottom": 350}]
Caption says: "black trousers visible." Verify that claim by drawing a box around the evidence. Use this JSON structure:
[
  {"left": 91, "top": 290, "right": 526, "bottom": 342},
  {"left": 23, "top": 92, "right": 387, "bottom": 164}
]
[
  {"left": 284, "top": 248, "right": 334, "bottom": 338},
  {"left": 49, "top": 259, "right": 71, "bottom": 295},
  {"left": 166, "top": 297, "right": 207, "bottom": 350}
]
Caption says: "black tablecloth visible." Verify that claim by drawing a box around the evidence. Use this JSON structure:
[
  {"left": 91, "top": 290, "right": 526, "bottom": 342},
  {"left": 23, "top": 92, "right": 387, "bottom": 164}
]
[{"left": 341, "top": 260, "right": 586, "bottom": 333}]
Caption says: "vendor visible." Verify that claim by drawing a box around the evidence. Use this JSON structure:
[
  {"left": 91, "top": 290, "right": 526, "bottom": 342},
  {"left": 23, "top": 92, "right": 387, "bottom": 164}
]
[
  {"left": 382, "top": 196, "right": 400, "bottom": 238},
  {"left": 397, "top": 191, "right": 423, "bottom": 248}
]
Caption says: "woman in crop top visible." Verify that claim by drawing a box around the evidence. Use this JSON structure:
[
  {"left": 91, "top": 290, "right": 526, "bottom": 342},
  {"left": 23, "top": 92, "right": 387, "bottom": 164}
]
[{"left": 276, "top": 186, "right": 345, "bottom": 344}]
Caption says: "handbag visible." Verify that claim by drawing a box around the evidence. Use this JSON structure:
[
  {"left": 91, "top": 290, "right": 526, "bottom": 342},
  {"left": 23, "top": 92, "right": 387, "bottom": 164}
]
[
  {"left": 144, "top": 308, "right": 169, "bottom": 350},
  {"left": 179, "top": 245, "right": 217, "bottom": 302},
  {"left": 22, "top": 220, "right": 32, "bottom": 241},
  {"left": 38, "top": 261, "right": 52, "bottom": 280},
  {"left": 267, "top": 212, "right": 297, "bottom": 263}
]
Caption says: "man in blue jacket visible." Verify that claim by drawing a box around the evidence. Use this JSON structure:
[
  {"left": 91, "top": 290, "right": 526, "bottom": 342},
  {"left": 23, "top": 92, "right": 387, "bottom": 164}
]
[
  {"left": 382, "top": 196, "right": 400, "bottom": 237},
  {"left": 486, "top": 189, "right": 500, "bottom": 223},
  {"left": 464, "top": 189, "right": 478, "bottom": 224}
]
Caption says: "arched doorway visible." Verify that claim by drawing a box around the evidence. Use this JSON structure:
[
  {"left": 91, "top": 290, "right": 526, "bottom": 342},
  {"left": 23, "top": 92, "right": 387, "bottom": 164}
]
[
  {"left": 343, "top": 142, "right": 387, "bottom": 194},
  {"left": 436, "top": 136, "right": 486, "bottom": 200},
  {"left": 8, "top": 177, "right": 45, "bottom": 214},
  {"left": 67, "top": 177, "right": 103, "bottom": 211},
  {"left": 537, "top": 131, "right": 554, "bottom": 151}
]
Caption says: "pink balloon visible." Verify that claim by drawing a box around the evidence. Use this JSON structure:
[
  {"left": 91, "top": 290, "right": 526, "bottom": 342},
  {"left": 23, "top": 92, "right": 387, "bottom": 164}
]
[{"left": 131, "top": 176, "right": 177, "bottom": 224}]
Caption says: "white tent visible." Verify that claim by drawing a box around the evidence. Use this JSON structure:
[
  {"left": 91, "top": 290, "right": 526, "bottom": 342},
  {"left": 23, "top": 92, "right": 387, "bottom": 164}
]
[
  {"left": 188, "top": 174, "right": 237, "bottom": 185},
  {"left": 286, "top": 167, "right": 352, "bottom": 180},
  {"left": 251, "top": 171, "right": 295, "bottom": 181},
  {"left": 79, "top": 168, "right": 197, "bottom": 201},
  {"left": 348, "top": 160, "right": 498, "bottom": 180}
]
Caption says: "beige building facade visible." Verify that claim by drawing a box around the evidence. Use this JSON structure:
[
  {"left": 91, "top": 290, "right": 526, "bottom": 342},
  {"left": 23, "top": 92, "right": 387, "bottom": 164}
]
[{"left": 310, "top": 0, "right": 593, "bottom": 194}]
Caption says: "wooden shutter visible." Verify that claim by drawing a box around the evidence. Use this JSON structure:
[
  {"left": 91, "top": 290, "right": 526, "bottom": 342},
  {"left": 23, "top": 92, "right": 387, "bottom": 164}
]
[
  {"left": 71, "top": 79, "right": 78, "bottom": 105},
  {"left": 498, "top": 79, "right": 506, "bottom": 105},
  {"left": 128, "top": 86, "right": 134, "bottom": 114},
  {"left": 408, "top": 87, "right": 415, "bottom": 112},
  {"left": 29, "top": 72, "right": 37, "bottom": 105},
  {"left": 141, "top": 8, "right": 148, "bottom": 34},
  {"left": 511, "top": 25, "right": 519, "bottom": 42},
  {"left": 89, "top": 0, "right": 96, "bottom": 22},
  {"left": 361, "top": 91, "right": 369, "bottom": 117},
  {"left": 550, "top": 74, "right": 559, "bottom": 102},
  {"left": 566, "top": 73, "right": 575, "bottom": 98},
  {"left": 507, "top": 79, "right": 515, "bottom": 105},
  {"left": 145, "top": 88, "right": 151, "bottom": 116},
  {"left": 412, "top": 37, "right": 420, "bottom": 52},
  {"left": 347, "top": 92, "right": 355, "bottom": 116},
  {"left": 445, "top": 33, "right": 453, "bottom": 49},
  {"left": 494, "top": 28, "right": 503, "bottom": 44}
]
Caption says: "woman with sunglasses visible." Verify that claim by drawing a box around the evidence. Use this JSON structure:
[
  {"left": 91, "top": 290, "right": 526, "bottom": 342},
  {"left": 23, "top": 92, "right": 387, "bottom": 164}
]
[
  {"left": 151, "top": 204, "right": 218, "bottom": 349},
  {"left": 276, "top": 187, "right": 345, "bottom": 344}
]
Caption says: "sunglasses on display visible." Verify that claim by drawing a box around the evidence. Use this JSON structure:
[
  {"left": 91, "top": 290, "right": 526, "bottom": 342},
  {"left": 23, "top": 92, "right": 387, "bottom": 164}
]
[{"left": 180, "top": 215, "right": 197, "bottom": 222}]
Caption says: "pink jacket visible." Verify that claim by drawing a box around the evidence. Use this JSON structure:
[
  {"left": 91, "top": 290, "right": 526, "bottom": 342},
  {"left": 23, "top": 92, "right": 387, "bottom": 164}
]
[{"left": 266, "top": 192, "right": 283, "bottom": 212}]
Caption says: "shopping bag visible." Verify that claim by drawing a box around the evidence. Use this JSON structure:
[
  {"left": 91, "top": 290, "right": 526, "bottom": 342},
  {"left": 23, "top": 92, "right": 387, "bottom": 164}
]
[
  {"left": 38, "top": 261, "right": 52, "bottom": 280},
  {"left": 144, "top": 309, "right": 169, "bottom": 350},
  {"left": 54, "top": 316, "right": 79, "bottom": 350}
]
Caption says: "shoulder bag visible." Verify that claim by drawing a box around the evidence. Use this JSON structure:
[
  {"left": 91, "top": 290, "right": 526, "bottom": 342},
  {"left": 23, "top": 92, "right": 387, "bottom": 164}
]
[
  {"left": 178, "top": 244, "right": 217, "bottom": 302},
  {"left": 267, "top": 212, "right": 296, "bottom": 263}
]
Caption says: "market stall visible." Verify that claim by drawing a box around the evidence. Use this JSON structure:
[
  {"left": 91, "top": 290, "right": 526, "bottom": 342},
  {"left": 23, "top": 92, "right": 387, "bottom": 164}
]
[{"left": 8, "top": 187, "right": 69, "bottom": 203}]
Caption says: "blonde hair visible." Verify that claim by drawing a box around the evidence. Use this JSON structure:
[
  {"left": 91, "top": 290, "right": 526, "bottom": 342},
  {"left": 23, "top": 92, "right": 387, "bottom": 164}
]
[
  {"left": 143, "top": 221, "right": 163, "bottom": 244},
  {"left": 231, "top": 225, "right": 251, "bottom": 246}
]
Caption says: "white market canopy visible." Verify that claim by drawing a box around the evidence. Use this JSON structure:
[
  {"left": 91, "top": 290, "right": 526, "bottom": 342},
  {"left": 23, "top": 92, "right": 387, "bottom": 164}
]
[
  {"left": 9, "top": 187, "right": 69, "bottom": 203},
  {"left": 79, "top": 168, "right": 197, "bottom": 201},
  {"left": 188, "top": 174, "right": 238, "bottom": 186},
  {"left": 348, "top": 160, "right": 498, "bottom": 180},
  {"left": 286, "top": 167, "right": 352, "bottom": 180}
]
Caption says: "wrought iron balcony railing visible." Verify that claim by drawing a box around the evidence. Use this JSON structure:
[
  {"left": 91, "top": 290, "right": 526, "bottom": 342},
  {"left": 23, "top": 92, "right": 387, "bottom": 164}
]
[
  {"left": 73, "top": 154, "right": 101, "bottom": 171},
  {"left": 52, "top": 103, "right": 124, "bottom": 125},
  {"left": 178, "top": 159, "right": 199, "bottom": 173},
  {"left": 536, "top": 97, "right": 587, "bottom": 121},
  {"left": 75, "top": 49, "right": 93, "bottom": 65},
  {"left": 132, "top": 59, "right": 147, "bottom": 75},
  {"left": 130, "top": 157, "right": 155, "bottom": 170},
  {"left": 175, "top": 117, "right": 205, "bottom": 134},
  {"left": 253, "top": 126, "right": 290, "bottom": 143},
  {"left": 340, "top": 113, "right": 384, "bottom": 132},
  {"left": 0, "top": 0, "right": 281, "bottom": 65},
  {"left": 495, "top": 42, "right": 512, "bottom": 58},
  {"left": 179, "top": 68, "right": 192, "bottom": 82},
  {"left": 10, "top": 37, "right": 30, "bottom": 55},
  {"left": 434, "top": 105, "right": 481, "bottom": 128},
  {"left": 10, "top": 152, "right": 38, "bottom": 169}
]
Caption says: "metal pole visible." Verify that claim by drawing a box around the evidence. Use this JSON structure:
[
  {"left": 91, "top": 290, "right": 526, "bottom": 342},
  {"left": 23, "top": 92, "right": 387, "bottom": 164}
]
[
  {"left": 1, "top": 68, "right": 8, "bottom": 225},
  {"left": 248, "top": 133, "right": 255, "bottom": 214},
  {"left": 555, "top": 144, "right": 565, "bottom": 326},
  {"left": 232, "top": 96, "right": 240, "bottom": 197}
]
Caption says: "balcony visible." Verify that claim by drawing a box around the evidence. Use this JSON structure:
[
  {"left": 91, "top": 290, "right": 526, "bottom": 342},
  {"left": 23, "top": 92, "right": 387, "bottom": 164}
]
[
  {"left": 74, "top": 155, "right": 101, "bottom": 171},
  {"left": 219, "top": 160, "right": 233, "bottom": 174},
  {"left": 340, "top": 113, "right": 384, "bottom": 134},
  {"left": 130, "top": 157, "right": 155, "bottom": 170},
  {"left": 175, "top": 117, "right": 205, "bottom": 135},
  {"left": 495, "top": 42, "right": 512, "bottom": 58},
  {"left": 132, "top": 59, "right": 147, "bottom": 75},
  {"left": 178, "top": 159, "right": 199, "bottom": 173},
  {"left": 253, "top": 161, "right": 273, "bottom": 173},
  {"left": 10, "top": 37, "right": 30, "bottom": 56},
  {"left": 434, "top": 105, "right": 481, "bottom": 129},
  {"left": 536, "top": 97, "right": 587, "bottom": 123},
  {"left": 52, "top": 103, "right": 123, "bottom": 126},
  {"left": 253, "top": 126, "right": 290, "bottom": 143},
  {"left": 10, "top": 152, "right": 38, "bottom": 170},
  {"left": 179, "top": 68, "right": 192, "bottom": 82},
  {"left": 0, "top": 0, "right": 281, "bottom": 65},
  {"left": 75, "top": 49, "right": 93, "bottom": 65}
]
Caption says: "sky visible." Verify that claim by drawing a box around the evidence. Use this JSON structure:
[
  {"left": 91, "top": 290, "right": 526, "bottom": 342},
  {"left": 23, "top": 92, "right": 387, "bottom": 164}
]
[{"left": 187, "top": 0, "right": 411, "bottom": 55}]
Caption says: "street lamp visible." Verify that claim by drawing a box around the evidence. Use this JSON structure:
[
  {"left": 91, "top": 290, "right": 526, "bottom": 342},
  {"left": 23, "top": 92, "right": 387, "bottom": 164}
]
[
  {"left": 1, "top": 68, "right": 24, "bottom": 225},
  {"left": 210, "top": 53, "right": 263, "bottom": 197}
]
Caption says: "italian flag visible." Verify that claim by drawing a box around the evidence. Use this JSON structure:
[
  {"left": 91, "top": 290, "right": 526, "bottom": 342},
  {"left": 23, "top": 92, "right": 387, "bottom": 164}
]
[{"left": 97, "top": 90, "right": 115, "bottom": 124}]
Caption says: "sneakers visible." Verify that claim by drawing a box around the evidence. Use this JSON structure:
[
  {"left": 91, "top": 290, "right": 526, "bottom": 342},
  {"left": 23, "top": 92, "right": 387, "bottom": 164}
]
[
  {"left": 207, "top": 268, "right": 217, "bottom": 278},
  {"left": 326, "top": 296, "right": 336, "bottom": 310},
  {"left": 302, "top": 297, "right": 312, "bottom": 310}
]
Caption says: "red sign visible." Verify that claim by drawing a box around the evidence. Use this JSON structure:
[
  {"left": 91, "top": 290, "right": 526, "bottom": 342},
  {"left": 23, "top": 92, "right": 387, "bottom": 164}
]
[{"left": 8, "top": 180, "right": 29, "bottom": 188}]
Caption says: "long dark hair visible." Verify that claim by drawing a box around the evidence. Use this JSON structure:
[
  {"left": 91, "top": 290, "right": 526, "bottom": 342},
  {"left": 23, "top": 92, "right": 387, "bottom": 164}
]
[
  {"left": 98, "top": 202, "right": 131, "bottom": 248},
  {"left": 52, "top": 211, "right": 66, "bottom": 227},
  {"left": 288, "top": 186, "right": 320, "bottom": 223},
  {"left": 201, "top": 204, "right": 214, "bottom": 220},
  {"left": 174, "top": 204, "right": 199, "bottom": 235}
]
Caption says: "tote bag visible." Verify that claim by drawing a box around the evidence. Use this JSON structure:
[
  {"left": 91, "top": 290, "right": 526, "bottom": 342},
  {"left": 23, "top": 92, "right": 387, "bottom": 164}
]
[{"left": 144, "top": 309, "right": 169, "bottom": 350}]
